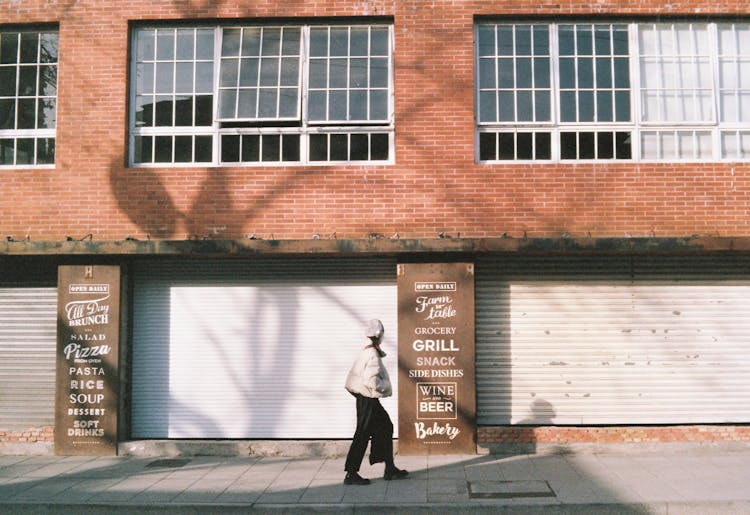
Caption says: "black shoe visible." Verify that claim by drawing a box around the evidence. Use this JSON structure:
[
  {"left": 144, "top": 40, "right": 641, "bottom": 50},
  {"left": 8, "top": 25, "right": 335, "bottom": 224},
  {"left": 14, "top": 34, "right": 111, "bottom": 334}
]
[
  {"left": 344, "top": 472, "right": 371, "bottom": 485},
  {"left": 384, "top": 466, "right": 409, "bottom": 480}
]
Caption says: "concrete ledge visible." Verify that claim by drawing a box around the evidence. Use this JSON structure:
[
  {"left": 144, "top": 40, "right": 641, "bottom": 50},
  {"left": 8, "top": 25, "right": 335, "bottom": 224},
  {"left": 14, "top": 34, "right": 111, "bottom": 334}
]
[{"left": 0, "top": 442, "right": 53, "bottom": 456}]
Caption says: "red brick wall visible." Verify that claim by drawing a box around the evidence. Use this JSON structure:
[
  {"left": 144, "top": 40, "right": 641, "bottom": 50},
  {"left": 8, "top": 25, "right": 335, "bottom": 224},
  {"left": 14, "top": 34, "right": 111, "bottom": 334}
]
[
  {"left": 478, "top": 425, "right": 750, "bottom": 444},
  {"left": 0, "top": 427, "right": 54, "bottom": 444},
  {"left": 2, "top": 1, "right": 749, "bottom": 241}
]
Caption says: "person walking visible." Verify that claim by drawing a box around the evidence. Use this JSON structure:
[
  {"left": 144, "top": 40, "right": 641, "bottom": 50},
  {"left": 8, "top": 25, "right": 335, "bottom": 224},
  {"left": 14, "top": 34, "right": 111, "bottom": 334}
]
[{"left": 343, "top": 319, "right": 408, "bottom": 485}]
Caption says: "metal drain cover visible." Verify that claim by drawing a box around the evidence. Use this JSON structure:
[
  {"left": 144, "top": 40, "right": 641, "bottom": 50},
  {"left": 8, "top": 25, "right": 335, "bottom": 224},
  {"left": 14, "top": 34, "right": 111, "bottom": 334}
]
[
  {"left": 145, "top": 458, "right": 191, "bottom": 469},
  {"left": 468, "top": 480, "right": 556, "bottom": 499}
]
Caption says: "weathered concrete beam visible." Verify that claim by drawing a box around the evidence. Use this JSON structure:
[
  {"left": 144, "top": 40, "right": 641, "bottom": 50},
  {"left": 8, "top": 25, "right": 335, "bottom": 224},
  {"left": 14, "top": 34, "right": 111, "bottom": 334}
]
[{"left": 3, "top": 236, "right": 750, "bottom": 257}]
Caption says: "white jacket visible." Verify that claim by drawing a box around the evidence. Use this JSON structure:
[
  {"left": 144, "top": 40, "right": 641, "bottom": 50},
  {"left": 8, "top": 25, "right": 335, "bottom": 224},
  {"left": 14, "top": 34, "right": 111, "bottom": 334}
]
[{"left": 345, "top": 345, "right": 392, "bottom": 398}]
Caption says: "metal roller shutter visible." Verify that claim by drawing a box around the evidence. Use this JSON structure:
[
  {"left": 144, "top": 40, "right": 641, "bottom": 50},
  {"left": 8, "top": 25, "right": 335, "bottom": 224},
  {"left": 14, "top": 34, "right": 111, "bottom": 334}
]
[
  {"left": 0, "top": 288, "right": 57, "bottom": 430},
  {"left": 476, "top": 255, "right": 750, "bottom": 426},
  {"left": 131, "top": 258, "right": 398, "bottom": 439}
]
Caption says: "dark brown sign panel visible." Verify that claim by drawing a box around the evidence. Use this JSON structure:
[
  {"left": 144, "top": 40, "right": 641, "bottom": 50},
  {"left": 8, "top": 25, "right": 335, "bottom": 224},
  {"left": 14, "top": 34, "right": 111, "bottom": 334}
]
[
  {"left": 55, "top": 266, "right": 119, "bottom": 455},
  {"left": 397, "top": 263, "right": 476, "bottom": 454}
]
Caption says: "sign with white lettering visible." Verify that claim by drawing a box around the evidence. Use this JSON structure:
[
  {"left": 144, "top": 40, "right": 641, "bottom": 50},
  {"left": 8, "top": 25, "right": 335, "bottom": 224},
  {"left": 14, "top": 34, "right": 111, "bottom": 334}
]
[
  {"left": 397, "top": 263, "right": 476, "bottom": 454},
  {"left": 55, "top": 266, "right": 119, "bottom": 455}
]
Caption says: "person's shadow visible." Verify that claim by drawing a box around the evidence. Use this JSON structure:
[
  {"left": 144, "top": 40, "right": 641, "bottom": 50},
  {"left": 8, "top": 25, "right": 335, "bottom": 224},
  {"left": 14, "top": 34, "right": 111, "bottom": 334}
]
[{"left": 515, "top": 399, "right": 557, "bottom": 454}]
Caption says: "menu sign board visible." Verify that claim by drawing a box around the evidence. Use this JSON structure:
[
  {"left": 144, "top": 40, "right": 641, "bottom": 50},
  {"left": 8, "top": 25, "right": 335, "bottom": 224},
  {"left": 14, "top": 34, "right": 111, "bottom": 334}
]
[
  {"left": 55, "top": 266, "right": 119, "bottom": 455},
  {"left": 397, "top": 263, "right": 476, "bottom": 454}
]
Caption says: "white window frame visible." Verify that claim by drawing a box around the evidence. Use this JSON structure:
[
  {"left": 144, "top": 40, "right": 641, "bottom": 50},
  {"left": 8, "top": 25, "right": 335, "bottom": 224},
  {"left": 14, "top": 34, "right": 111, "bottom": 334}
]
[
  {"left": 476, "top": 20, "right": 750, "bottom": 163},
  {"left": 0, "top": 28, "right": 57, "bottom": 168},
  {"left": 129, "top": 23, "right": 394, "bottom": 167}
]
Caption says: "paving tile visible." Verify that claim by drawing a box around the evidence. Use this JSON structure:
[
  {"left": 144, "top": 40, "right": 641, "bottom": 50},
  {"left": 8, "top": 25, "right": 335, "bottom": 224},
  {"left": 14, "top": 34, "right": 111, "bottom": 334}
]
[
  {"left": 299, "top": 478, "right": 345, "bottom": 503},
  {"left": 10, "top": 477, "right": 81, "bottom": 501},
  {"left": 385, "top": 477, "right": 427, "bottom": 502}
]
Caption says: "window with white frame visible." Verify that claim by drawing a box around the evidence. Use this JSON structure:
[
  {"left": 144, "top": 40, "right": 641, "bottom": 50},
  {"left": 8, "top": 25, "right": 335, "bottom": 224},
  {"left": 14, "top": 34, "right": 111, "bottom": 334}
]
[
  {"left": 476, "top": 20, "right": 750, "bottom": 162},
  {"left": 0, "top": 28, "right": 57, "bottom": 167},
  {"left": 130, "top": 23, "right": 393, "bottom": 166}
]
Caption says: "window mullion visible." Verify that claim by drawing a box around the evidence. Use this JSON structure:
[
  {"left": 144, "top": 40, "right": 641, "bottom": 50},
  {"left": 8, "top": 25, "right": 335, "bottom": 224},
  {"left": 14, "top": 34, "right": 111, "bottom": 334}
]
[
  {"left": 630, "top": 22, "right": 642, "bottom": 161},
  {"left": 709, "top": 22, "right": 722, "bottom": 160},
  {"left": 212, "top": 27, "right": 221, "bottom": 165}
]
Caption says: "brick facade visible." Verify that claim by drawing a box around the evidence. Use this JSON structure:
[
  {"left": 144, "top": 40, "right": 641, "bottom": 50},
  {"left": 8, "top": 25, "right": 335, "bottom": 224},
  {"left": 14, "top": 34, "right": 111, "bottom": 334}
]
[{"left": 2, "top": 1, "right": 750, "bottom": 241}]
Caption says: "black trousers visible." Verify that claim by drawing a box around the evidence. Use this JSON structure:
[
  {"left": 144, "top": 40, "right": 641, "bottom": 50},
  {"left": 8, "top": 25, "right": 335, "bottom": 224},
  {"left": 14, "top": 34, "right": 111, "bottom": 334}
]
[{"left": 344, "top": 394, "right": 394, "bottom": 472}]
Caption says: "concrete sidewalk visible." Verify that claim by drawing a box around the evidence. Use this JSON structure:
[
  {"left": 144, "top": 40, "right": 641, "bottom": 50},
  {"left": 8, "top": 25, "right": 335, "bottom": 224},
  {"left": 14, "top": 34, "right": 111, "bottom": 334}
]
[{"left": 2, "top": 445, "right": 750, "bottom": 514}]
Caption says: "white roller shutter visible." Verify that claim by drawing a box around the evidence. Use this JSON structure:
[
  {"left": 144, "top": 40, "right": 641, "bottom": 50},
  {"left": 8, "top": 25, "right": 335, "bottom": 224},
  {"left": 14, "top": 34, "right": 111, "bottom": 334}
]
[
  {"left": 131, "top": 258, "right": 398, "bottom": 439},
  {"left": 0, "top": 287, "right": 57, "bottom": 430},
  {"left": 477, "top": 255, "right": 750, "bottom": 426}
]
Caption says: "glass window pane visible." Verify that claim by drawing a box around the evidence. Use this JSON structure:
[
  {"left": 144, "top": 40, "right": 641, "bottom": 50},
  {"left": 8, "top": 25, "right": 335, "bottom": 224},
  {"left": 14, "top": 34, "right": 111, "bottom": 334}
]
[
  {"left": 242, "top": 135, "right": 260, "bottom": 161},
  {"left": 597, "top": 91, "right": 613, "bottom": 122},
  {"left": 221, "top": 134, "right": 240, "bottom": 162},
  {"left": 156, "top": 30, "right": 175, "bottom": 60},
  {"left": 0, "top": 67, "right": 16, "bottom": 96},
  {"left": 330, "top": 134, "right": 347, "bottom": 160},
  {"left": 17, "top": 138, "right": 34, "bottom": 164},
  {"left": 195, "top": 62, "right": 213, "bottom": 93},
  {"left": 498, "top": 58, "right": 514, "bottom": 89},
  {"left": 349, "top": 90, "right": 367, "bottom": 120},
  {"left": 536, "top": 133, "right": 551, "bottom": 159},
  {"left": 282, "top": 134, "right": 299, "bottom": 161},
  {"left": 37, "top": 98, "right": 56, "bottom": 129},
  {"left": 598, "top": 132, "right": 614, "bottom": 158},
  {"left": 560, "top": 132, "right": 577, "bottom": 159},
  {"left": 280, "top": 57, "right": 298, "bottom": 86},
  {"left": 534, "top": 57, "right": 550, "bottom": 88},
  {"left": 194, "top": 95, "right": 212, "bottom": 125},
  {"left": 559, "top": 26, "right": 574, "bottom": 56},
  {"left": 309, "top": 133, "right": 327, "bottom": 160},
  {"left": 174, "top": 135, "right": 192, "bottom": 162},
  {"left": 258, "top": 89, "right": 278, "bottom": 118},
  {"left": 0, "top": 98, "right": 14, "bottom": 130},
  {"left": 308, "top": 90, "right": 326, "bottom": 121},
  {"left": 155, "top": 62, "right": 174, "bottom": 93},
  {"left": 579, "top": 132, "right": 595, "bottom": 159},
  {"left": 0, "top": 138, "right": 14, "bottom": 164},
  {"left": 559, "top": 58, "right": 575, "bottom": 89},
  {"left": 242, "top": 28, "right": 261, "bottom": 56},
  {"left": 175, "top": 62, "right": 193, "bottom": 93},
  {"left": 516, "top": 58, "right": 532, "bottom": 88},
  {"left": 260, "top": 58, "right": 280, "bottom": 86},
  {"left": 478, "top": 26, "right": 496, "bottom": 57},
  {"left": 309, "top": 59, "right": 327, "bottom": 88},
  {"left": 278, "top": 88, "right": 298, "bottom": 118},
  {"left": 136, "top": 30, "right": 154, "bottom": 61},
  {"left": 479, "top": 132, "right": 496, "bottom": 160},
  {"left": 615, "top": 90, "right": 630, "bottom": 121},
  {"left": 17, "top": 98, "right": 35, "bottom": 129},
  {"left": 20, "top": 33, "right": 38, "bottom": 63},
  {"left": 174, "top": 96, "right": 192, "bottom": 126},
  {"left": 560, "top": 91, "right": 576, "bottom": 122},
  {"left": 330, "top": 28, "right": 348, "bottom": 57},
  {"left": 310, "top": 29, "right": 328, "bottom": 58},
  {"left": 239, "top": 58, "right": 259, "bottom": 87},
  {"left": 614, "top": 57, "right": 630, "bottom": 88},
  {"left": 371, "top": 28, "right": 388, "bottom": 56},
  {"left": 329, "top": 90, "right": 347, "bottom": 120},
  {"left": 533, "top": 26, "right": 549, "bottom": 55},
  {"left": 222, "top": 28, "right": 241, "bottom": 57},
  {"left": 479, "top": 59, "right": 496, "bottom": 88},
  {"left": 613, "top": 26, "right": 628, "bottom": 55},
  {"left": 154, "top": 135, "right": 172, "bottom": 162},
  {"left": 515, "top": 26, "right": 531, "bottom": 56},
  {"left": 479, "top": 91, "right": 497, "bottom": 123},
  {"left": 498, "top": 26, "right": 513, "bottom": 56},
  {"left": 262, "top": 134, "right": 281, "bottom": 161},
  {"left": 155, "top": 97, "right": 173, "bottom": 126},
  {"left": 615, "top": 132, "right": 632, "bottom": 159},
  {"left": 577, "top": 58, "right": 593, "bottom": 88},
  {"left": 39, "top": 64, "right": 57, "bottom": 95},
  {"left": 36, "top": 137, "right": 54, "bottom": 164},
  {"left": 641, "top": 132, "right": 658, "bottom": 159},
  {"left": 350, "top": 58, "right": 367, "bottom": 87},
  {"left": 596, "top": 57, "right": 612, "bottom": 88},
  {"left": 595, "top": 26, "right": 611, "bottom": 55},
  {"left": 237, "top": 89, "right": 258, "bottom": 118},
  {"left": 0, "top": 33, "right": 18, "bottom": 64},
  {"left": 370, "top": 58, "right": 388, "bottom": 87},
  {"left": 351, "top": 28, "right": 368, "bottom": 56},
  {"left": 577, "top": 26, "right": 593, "bottom": 55},
  {"left": 498, "top": 91, "right": 514, "bottom": 121},
  {"left": 535, "top": 90, "right": 550, "bottom": 121},
  {"left": 196, "top": 29, "right": 214, "bottom": 60},
  {"left": 18, "top": 66, "right": 37, "bottom": 96},
  {"left": 195, "top": 136, "right": 212, "bottom": 162},
  {"left": 371, "top": 133, "right": 388, "bottom": 160},
  {"left": 517, "top": 91, "right": 533, "bottom": 121},
  {"left": 329, "top": 59, "right": 347, "bottom": 88},
  {"left": 262, "top": 29, "right": 281, "bottom": 56},
  {"left": 517, "top": 132, "right": 533, "bottom": 159},
  {"left": 498, "top": 132, "right": 514, "bottom": 160},
  {"left": 220, "top": 89, "right": 237, "bottom": 118},
  {"left": 350, "top": 133, "right": 368, "bottom": 160},
  {"left": 370, "top": 90, "right": 387, "bottom": 120},
  {"left": 176, "top": 29, "right": 195, "bottom": 60}
]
